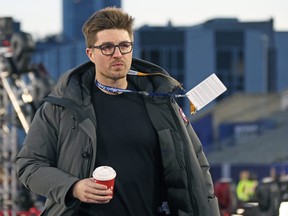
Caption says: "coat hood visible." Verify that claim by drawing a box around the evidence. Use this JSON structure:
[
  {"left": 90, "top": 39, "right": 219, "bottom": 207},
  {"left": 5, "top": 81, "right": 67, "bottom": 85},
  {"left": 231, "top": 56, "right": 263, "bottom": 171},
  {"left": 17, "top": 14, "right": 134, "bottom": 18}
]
[{"left": 48, "top": 58, "right": 183, "bottom": 106}]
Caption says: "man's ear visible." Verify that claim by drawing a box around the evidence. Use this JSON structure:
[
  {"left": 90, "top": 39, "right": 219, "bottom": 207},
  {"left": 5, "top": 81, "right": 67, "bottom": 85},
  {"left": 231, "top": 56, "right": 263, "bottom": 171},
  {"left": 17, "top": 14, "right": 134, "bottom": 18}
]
[{"left": 86, "top": 48, "right": 94, "bottom": 61}]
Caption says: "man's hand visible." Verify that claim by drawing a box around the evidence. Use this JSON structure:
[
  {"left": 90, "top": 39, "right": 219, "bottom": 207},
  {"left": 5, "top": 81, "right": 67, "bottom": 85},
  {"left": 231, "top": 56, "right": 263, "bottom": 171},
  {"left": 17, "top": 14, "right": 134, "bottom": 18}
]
[{"left": 72, "top": 178, "right": 113, "bottom": 203}]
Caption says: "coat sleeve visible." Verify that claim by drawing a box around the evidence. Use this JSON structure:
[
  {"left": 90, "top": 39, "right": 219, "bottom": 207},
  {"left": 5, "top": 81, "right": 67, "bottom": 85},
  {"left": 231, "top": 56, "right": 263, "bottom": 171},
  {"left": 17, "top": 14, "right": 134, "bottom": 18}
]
[
  {"left": 186, "top": 123, "right": 221, "bottom": 216},
  {"left": 171, "top": 102, "right": 220, "bottom": 216},
  {"left": 16, "top": 102, "right": 79, "bottom": 206}
]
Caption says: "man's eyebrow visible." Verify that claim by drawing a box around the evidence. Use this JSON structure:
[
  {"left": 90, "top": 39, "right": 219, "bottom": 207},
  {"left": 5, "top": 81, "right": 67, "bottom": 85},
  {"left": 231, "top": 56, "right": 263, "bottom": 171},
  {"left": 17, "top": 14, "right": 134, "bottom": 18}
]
[{"left": 99, "top": 40, "right": 130, "bottom": 45}]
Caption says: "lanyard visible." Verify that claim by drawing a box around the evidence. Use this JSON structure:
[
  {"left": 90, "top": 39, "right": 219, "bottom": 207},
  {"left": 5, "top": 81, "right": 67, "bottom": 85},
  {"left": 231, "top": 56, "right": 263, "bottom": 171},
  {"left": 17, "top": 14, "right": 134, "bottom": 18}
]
[
  {"left": 95, "top": 80, "right": 187, "bottom": 98},
  {"left": 95, "top": 70, "right": 197, "bottom": 114},
  {"left": 95, "top": 70, "right": 187, "bottom": 98}
]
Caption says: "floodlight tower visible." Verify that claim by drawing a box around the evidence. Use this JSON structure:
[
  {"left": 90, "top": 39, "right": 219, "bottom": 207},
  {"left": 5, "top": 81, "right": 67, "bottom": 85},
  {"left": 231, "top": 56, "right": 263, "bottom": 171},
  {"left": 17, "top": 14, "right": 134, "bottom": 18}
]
[
  {"left": 0, "top": 15, "right": 55, "bottom": 214},
  {"left": 0, "top": 26, "right": 51, "bottom": 214},
  {"left": 0, "top": 43, "right": 21, "bottom": 216}
]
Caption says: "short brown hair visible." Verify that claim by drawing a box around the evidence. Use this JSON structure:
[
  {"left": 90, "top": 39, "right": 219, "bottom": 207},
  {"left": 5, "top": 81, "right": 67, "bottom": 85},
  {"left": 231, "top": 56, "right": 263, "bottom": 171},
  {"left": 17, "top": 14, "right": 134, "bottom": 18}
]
[{"left": 82, "top": 7, "right": 135, "bottom": 48}]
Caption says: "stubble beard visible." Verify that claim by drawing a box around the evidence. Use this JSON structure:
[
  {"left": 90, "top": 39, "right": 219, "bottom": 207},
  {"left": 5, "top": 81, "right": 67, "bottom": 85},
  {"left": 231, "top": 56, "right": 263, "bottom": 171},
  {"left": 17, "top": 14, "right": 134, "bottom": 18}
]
[
  {"left": 102, "top": 67, "right": 128, "bottom": 82},
  {"left": 97, "top": 58, "right": 132, "bottom": 83}
]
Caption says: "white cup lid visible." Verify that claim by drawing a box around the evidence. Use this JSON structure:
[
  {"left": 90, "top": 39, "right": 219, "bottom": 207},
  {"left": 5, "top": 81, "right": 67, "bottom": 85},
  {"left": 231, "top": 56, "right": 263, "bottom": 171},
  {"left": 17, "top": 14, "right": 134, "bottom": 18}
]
[{"left": 93, "top": 166, "right": 116, "bottom": 181}]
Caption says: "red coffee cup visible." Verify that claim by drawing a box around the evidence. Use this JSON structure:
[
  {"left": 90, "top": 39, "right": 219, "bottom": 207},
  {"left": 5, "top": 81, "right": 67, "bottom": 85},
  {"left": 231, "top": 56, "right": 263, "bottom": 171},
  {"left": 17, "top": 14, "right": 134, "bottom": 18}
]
[{"left": 93, "top": 166, "right": 116, "bottom": 195}]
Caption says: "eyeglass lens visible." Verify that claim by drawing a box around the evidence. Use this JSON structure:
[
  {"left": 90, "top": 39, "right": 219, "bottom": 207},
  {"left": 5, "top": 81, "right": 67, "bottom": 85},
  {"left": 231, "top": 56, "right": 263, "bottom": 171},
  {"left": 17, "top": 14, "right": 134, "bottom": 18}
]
[{"left": 100, "top": 42, "right": 133, "bottom": 55}]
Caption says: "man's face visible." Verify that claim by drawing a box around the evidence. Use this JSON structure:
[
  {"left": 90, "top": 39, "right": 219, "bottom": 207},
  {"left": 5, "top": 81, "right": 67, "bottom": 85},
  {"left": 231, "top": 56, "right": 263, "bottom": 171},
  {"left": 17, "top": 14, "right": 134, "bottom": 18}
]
[{"left": 86, "top": 29, "right": 133, "bottom": 84}]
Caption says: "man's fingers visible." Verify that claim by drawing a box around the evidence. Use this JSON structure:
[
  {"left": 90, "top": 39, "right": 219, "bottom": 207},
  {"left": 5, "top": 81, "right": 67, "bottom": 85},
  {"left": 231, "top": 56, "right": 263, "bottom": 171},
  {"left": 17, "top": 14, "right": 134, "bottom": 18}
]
[{"left": 73, "top": 178, "right": 113, "bottom": 203}]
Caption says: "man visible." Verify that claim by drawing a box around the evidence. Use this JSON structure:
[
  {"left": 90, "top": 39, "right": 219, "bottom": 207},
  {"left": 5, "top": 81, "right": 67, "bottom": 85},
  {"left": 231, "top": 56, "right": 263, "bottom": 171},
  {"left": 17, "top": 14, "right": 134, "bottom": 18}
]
[
  {"left": 16, "top": 7, "right": 220, "bottom": 216},
  {"left": 255, "top": 176, "right": 281, "bottom": 216}
]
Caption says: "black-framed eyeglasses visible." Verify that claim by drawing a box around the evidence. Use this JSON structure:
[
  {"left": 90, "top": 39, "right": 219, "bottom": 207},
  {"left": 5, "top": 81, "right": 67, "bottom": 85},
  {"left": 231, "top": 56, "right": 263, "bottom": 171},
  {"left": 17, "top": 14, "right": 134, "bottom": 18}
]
[{"left": 90, "top": 41, "right": 134, "bottom": 56}]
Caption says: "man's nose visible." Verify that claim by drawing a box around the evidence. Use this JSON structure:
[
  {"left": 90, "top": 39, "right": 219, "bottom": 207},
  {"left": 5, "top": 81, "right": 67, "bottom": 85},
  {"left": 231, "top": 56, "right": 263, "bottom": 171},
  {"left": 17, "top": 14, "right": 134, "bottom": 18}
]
[{"left": 112, "top": 47, "right": 122, "bottom": 57}]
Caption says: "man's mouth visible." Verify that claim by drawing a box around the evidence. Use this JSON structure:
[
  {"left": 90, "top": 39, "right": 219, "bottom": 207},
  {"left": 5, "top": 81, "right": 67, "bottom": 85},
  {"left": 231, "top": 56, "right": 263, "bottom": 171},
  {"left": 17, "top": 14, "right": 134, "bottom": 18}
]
[{"left": 112, "top": 62, "right": 124, "bottom": 67}]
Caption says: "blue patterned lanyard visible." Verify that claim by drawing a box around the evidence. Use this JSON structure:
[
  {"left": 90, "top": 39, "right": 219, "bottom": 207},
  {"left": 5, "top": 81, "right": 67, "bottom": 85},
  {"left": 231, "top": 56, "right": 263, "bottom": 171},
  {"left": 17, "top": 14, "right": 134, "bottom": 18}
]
[{"left": 95, "top": 80, "right": 186, "bottom": 98}]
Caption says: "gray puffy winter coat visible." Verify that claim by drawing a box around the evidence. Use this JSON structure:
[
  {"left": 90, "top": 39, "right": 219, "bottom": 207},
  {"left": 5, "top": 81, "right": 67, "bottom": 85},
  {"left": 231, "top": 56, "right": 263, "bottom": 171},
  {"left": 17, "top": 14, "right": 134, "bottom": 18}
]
[{"left": 16, "top": 58, "right": 220, "bottom": 216}]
